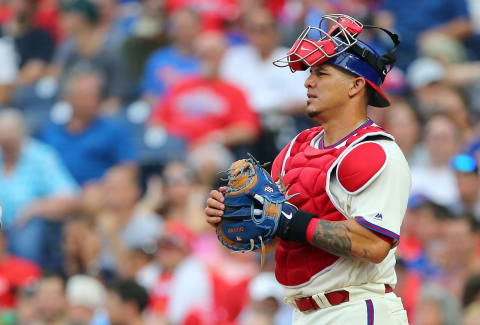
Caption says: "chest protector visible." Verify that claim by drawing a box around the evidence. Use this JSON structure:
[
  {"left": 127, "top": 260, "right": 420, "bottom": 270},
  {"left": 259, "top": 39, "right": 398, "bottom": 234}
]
[{"left": 271, "top": 125, "right": 393, "bottom": 287}]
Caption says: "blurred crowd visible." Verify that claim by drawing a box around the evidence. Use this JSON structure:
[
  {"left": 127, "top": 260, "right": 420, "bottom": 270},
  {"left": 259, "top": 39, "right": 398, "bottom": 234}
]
[{"left": 0, "top": 0, "right": 480, "bottom": 324}]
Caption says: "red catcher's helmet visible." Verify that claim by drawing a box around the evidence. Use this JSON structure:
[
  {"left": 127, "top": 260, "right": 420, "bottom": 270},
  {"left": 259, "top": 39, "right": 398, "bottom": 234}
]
[{"left": 273, "top": 14, "right": 400, "bottom": 107}]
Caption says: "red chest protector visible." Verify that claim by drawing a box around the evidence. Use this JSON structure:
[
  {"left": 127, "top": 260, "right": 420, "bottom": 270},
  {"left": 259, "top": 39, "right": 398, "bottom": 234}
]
[{"left": 271, "top": 125, "right": 393, "bottom": 287}]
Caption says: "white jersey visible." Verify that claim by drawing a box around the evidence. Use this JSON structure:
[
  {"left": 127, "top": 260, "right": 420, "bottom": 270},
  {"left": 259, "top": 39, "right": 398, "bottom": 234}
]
[{"left": 284, "top": 138, "right": 412, "bottom": 299}]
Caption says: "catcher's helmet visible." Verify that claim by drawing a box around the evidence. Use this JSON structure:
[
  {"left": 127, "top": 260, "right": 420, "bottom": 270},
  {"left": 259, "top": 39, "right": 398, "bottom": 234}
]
[{"left": 273, "top": 14, "right": 400, "bottom": 107}]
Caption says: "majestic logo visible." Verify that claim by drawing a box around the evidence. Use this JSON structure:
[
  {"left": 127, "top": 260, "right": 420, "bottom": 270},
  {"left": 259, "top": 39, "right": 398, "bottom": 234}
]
[
  {"left": 228, "top": 227, "right": 245, "bottom": 233},
  {"left": 282, "top": 211, "right": 293, "bottom": 220},
  {"left": 374, "top": 213, "right": 383, "bottom": 221},
  {"left": 264, "top": 185, "right": 274, "bottom": 193}
]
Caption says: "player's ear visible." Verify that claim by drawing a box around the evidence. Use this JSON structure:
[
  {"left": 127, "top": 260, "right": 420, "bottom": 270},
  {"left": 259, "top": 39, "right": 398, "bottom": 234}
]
[{"left": 348, "top": 77, "right": 367, "bottom": 98}]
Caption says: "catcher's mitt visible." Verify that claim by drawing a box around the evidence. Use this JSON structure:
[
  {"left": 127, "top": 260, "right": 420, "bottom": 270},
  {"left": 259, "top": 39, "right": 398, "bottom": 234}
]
[{"left": 216, "top": 155, "right": 297, "bottom": 266}]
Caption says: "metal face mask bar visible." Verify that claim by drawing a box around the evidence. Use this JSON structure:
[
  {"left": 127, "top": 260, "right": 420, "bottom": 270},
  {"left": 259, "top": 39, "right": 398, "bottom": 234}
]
[
  {"left": 273, "top": 14, "right": 364, "bottom": 72},
  {"left": 272, "top": 13, "right": 400, "bottom": 107},
  {"left": 273, "top": 14, "right": 400, "bottom": 80}
]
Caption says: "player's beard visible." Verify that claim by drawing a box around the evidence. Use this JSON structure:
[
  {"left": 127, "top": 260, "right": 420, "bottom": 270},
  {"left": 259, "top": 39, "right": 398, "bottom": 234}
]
[
  {"left": 306, "top": 104, "right": 320, "bottom": 118},
  {"left": 306, "top": 104, "right": 325, "bottom": 124}
]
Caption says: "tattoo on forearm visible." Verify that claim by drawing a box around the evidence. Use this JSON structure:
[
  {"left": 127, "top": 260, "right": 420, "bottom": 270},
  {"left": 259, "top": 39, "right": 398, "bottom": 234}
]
[
  {"left": 311, "top": 220, "right": 352, "bottom": 258},
  {"left": 363, "top": 248, "right": 369, "bottom": 259}
]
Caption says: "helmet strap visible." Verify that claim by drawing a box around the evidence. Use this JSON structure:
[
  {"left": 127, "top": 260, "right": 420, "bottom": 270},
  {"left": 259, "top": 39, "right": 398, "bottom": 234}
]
[
  {"left": 344, "top": 26, "right": 399, "bottom": 81},
  {"left": 363, "top": 25, "right": 400, "bottom": 78}
]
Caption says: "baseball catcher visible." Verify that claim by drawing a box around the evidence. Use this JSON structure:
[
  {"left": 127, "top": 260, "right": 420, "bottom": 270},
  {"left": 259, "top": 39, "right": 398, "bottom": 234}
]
[{"left": 206, "top": 13, "right": 411, "bottom": 324}]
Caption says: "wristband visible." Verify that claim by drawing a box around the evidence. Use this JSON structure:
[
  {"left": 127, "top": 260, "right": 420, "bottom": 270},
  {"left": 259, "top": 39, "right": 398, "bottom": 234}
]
[
  {"left": 306, "top": 218, "right": 320, "bottom": 244},
  {"left": 279, "top": 210, "right": 316, "bottom": 243}
]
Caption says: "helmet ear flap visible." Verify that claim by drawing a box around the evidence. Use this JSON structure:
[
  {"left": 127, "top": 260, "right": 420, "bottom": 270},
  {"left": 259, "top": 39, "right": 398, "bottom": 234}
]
[{"left": 376, "top": 53, "right": 396, "bottom": 78}]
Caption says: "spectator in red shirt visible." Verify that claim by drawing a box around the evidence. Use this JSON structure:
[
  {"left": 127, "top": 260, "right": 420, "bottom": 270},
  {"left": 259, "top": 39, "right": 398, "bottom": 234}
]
[
  {"left": 0, "top": 230, "right": 40, "bottom": 309},
  {"left": 150, "top": 31, "right": 260, "bottom": 184},
  {"left": 150, "top": 31, "right": 260, "bottom": 150}
]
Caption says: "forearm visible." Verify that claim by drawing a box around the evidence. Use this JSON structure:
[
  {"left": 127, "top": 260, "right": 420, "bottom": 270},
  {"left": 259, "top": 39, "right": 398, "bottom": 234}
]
[
  {"left": 16, "top": 60, "right": 48, "bottom": 85},
  {"left": 428, "top": 19, "right": 472, "bottom": 39},
  {"left": 25, "top": 196, "right": 77, "bottom": 220},
  {"left": 310, "top": 219, "right": 352, "bottom": 258},
  {"left": 197, "top": 125, "right": 258, "bottom": 147},
  {"left": 446, "top": 63, "right": 480, "bottom": 85},
  {"left": 46, "top": 63, "right": 61, "bottom": 79},
  {"left": 108, "top": 235, "right": 132, "bottom": 277},
  {"left": 224, "top": 125, "right": 258, "bottom": 145},
  {"left": 309, "top": 219, "right": 384, "bottom": 262},
  {"left": 0, "top": 85, "right": 13, "bottom": 105},
  {"left": 283, "top": 212, "right": 390, "bottom": 264}
]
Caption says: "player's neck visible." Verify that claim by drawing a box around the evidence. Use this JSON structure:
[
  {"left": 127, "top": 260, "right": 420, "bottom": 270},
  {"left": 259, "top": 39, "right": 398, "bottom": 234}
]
[{"left": 321, "top": 111, "right": 369, "bottom": 148}]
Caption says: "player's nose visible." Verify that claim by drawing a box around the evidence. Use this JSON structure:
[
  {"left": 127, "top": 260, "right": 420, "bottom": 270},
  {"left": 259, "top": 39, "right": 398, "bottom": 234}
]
[{"left": 304, "top": 73, "right": 314, "bottom": 89}]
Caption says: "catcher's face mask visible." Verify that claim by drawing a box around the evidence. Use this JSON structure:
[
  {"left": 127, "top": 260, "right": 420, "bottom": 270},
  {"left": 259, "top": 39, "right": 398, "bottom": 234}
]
[{"left": 273, "top": 14, "right": 400, "bottom": 107}]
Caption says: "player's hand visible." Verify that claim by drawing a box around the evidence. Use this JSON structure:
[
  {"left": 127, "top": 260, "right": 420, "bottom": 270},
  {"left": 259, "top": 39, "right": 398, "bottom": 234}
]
[
  {"left": 248, "top": 193, "right": 299, "bottom": 239},
  {"left": 205, "top": 187, "right": 226, "bottom": 227}
]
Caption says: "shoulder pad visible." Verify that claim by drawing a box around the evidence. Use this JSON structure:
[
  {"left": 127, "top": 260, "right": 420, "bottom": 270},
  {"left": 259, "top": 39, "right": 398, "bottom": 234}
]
[{"left": 337, "top": 141, "right": 387, "bottom": 195}]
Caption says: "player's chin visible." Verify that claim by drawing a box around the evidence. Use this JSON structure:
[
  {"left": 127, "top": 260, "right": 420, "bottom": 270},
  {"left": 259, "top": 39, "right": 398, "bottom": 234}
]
[{"left": 306, "top": 105, "right": 320, "bottom": 118}]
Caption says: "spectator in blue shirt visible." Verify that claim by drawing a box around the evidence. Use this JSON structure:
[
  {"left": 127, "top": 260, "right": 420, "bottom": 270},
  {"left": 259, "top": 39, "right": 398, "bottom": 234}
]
[
  {"left": 140, "top": 8, "right": 201, "bottom": 108},
  {"left": 0, "top": 109, "right": 78, "bottom": 268},
  {"left": 42, "top": 69, "right": 137, "bottom": 185},
  {"left": 379, "top": 0, "right": 472, "bottom": 69}
]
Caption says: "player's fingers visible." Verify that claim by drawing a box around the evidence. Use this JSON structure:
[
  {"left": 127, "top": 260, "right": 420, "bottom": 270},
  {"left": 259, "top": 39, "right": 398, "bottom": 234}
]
[
  {"left": 205, "top": 206, "right": 223, "bottom": 220},
  {"left": 205, "top": 205, "right": 224, "bottom": 217},
  {"left": 206, "top": 197, "right": 225, "bottom": 210},
  {"left": 209, "top": 190, "right": 225, "bottom": 203},
  {"left": 206, "top": 215, "right": 222, "bottom": 227},
  {"left": 218, "top": 186, "right": 227, "bottom": 193}
]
